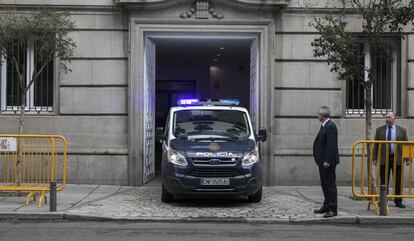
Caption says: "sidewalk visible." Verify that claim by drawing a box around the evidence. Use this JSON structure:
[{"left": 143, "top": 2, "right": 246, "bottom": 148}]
[{"left": 1, "top": 182, "right": 414, "bottom": 224}]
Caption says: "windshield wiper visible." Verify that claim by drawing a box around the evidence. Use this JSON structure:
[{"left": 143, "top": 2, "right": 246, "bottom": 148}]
[
  {"left": 176, "top": 135, "right": 188, "bottom": 140},
  {"left": 226, "top": 136, "right": 240, "bottom": 140}
]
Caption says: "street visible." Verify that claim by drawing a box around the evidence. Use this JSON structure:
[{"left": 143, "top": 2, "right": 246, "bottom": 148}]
[{"left": 0, "top": 221, "right": 413, "bottom": 241}]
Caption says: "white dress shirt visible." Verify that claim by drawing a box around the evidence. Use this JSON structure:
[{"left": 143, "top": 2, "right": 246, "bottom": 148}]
[{"left": 322, "top": 118, "right": 330, "bottom": 127}]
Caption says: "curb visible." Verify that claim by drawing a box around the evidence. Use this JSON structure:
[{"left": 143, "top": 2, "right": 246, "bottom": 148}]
[
  {"left": 357, "top": 216, "right": 414, "bottom": 225},
  {"left": 64, "top": 214, "right": 252, "bottom": 223},
  {"left": 0, "top": 212, "right": 64, "bottom": 221},
  {"left": 2, "top": 212, "right": 414, "bottom": 225},
  {"left": 290, "top": 216, "right": 358, "bottom": 225}
]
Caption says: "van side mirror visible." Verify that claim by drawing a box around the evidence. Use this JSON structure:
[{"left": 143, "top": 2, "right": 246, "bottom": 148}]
[
  {"left": 156, "top": 127, "right": 165, "bottom": 142},
  {"left": 256, "top": 128, "right": 267, "bottom": 142}
]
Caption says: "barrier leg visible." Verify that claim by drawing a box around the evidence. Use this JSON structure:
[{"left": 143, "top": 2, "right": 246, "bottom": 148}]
[
  {"left": 368, "top": 197, "right": 380, "bottom": 215},
  {"left": 24, "top": 192, "right": 36, "bottom": 206},
  {"left": 38, "top": 191, "right": 47, "bottom": 208}
]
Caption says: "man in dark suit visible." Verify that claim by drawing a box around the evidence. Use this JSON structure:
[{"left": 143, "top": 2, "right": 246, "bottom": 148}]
[
  {"left": 373, "top": 112, "right": 408, "bottom": 208},
  {"left": 313, "top": 106, "right": 340, "bottom": 218}
]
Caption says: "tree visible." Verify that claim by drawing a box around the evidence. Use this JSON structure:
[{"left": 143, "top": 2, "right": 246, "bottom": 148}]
[
  {"left": 0, "top": 8, "right": 76, "bottom": 186},
  {"left": 0, "top": 8, "right": 76, "bottom": 134},
  {"left": 311, "top": 0, "right": 414, "bottom": 140}
]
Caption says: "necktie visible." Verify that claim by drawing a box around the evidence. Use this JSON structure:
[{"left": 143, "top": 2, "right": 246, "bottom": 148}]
[
  {"left": 387, "top": 126, "right": 392, "bottom": 141},
  {"left": 387, "top": 125, "right": 393, "bottom": 154}
]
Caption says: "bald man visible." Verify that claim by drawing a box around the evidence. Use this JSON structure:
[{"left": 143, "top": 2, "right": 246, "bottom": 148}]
[{"left": 373, "top": 112, "right": 408, "bottom": 208}]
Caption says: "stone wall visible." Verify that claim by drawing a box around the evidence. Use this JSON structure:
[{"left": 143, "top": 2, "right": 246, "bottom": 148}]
[
  {"left": 271, "top": 1, "right": 414, "bottom": 185},
  {"left": 0, "top": 0, "right": 412, "bottom": 185},
  {"left": 0, "top": 1, "right": 130, "bottom": 185}
]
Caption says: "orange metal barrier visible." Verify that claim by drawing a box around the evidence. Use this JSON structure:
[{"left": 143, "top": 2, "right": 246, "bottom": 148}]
[
  {"left": 352, "top": 140, "right": 414, "bottom": 215},
  {"left": 0, "top": 135, "right": 67, "bottom": 208}
]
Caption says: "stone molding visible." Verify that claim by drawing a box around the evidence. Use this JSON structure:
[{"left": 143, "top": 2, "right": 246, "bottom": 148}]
[
  {"left": 179, "top": 1, "right": 224, "bottom": 19},
  {"left": 115, "top": 0, "right": 289, "bottom": 10}
]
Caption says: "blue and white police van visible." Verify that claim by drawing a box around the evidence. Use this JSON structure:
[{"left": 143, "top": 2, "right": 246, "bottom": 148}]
[{"left": 156, "top": 99, "right": 267, "bottom": 202}]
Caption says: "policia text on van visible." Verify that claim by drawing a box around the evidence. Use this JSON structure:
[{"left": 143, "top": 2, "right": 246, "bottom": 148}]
[{"left": 156, "top": 99, "right": 267, "bottom": 202}]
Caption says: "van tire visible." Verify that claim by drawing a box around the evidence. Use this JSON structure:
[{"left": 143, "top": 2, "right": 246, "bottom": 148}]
[
  {"left": 161, "top": 185, "right": 174, "bottom": 203},
  {"left": 248, "top": 187, "right": 262, "bottom": 203}
]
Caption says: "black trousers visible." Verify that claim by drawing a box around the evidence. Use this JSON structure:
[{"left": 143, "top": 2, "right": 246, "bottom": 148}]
[
  {"left": 318, "top": 165, "right": 338, "bottom": 211},
  {"left": 380, "top": 155, "right": 402, "bottom": 204}
]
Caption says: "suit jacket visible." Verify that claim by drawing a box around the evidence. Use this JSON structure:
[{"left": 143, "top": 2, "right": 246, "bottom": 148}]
[
  {"left": 313, "top": 119, "right": 340, "bottom": 166},
  {"left": 373, "top": 125, "right": 408, "bottom": 166}
]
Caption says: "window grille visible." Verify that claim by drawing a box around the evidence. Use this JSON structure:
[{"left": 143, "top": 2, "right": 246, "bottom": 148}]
[{"left": 346, "top": 39, "right": 399, "bottom": 116}]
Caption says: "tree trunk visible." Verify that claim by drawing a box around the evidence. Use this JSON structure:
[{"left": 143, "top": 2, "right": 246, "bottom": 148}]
[
  {"left": 18, "top": 92, "right": 26, "bottom": 135},
  {"left": 16, "top": 90, "right": 26, "bottom": 187},
  {"left": 365, "top": 83, "right": 373, "bottom": 140},
  {"left": 11, "top": 54, "right": 25, "bottom": 190},
  {"left": 365, "top": 82, "right": 374, "bottom": 195}
]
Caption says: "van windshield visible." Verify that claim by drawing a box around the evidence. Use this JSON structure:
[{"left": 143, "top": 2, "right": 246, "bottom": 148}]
[{"left": 172, "top": 110, "right": 251, "bottom": 141}]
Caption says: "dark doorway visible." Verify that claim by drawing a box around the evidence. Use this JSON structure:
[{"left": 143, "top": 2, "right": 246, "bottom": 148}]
[{"left": 154, "top": 37, "right": 252, "bottom": 176}]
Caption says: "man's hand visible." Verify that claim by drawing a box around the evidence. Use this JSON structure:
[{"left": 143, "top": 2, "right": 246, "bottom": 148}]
[
  {"left": 406, "top": 159, "right": 411, "bottom": 166},
  {"left": 323, "top": 162, "right": 330, "bottom": 168}
]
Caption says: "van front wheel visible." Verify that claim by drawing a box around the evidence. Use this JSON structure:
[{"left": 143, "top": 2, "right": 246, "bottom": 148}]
[
  {"left": 248, "top": 187, "right": 262, "bottom": 203},
  {"left": 161, "top": 185, "right": 174, "bottom": 203}
]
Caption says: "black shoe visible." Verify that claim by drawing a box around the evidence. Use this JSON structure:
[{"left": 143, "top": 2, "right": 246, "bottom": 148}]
[
  {"left": 395, "top": 203, "right": 406, "bottom": 208},
  {"left": 323, "top": 211, "right": 338, "bottom": 218},
  {"left": 314, "top": 207, "right": 329, "bottom": 214}
]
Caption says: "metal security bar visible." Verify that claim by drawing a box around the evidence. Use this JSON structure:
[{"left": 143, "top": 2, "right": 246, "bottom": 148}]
[
  {"left": 0, "top": 135, "right": 67, "bottom": 208},
  {"left": 352, "top": 140, "right": 414, "bottom": 215}
]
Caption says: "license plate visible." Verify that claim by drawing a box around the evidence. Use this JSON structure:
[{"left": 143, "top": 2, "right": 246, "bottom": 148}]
[{"left": 200, "top": 178, "right": 230, "bottom": 186}]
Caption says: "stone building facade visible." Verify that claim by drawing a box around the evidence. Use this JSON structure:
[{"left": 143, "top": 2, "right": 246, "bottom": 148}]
[{"left": 0, "top": 0, "right": 413, "bottom": 186}]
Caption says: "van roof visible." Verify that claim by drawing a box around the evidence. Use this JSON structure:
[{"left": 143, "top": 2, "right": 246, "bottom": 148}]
[{"left": 170, "top": 105, "right": 249, "bottom": 113}]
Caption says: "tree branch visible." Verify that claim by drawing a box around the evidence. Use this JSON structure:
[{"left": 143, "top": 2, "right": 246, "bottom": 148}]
[
  {"left": 11, "top": 55, "right": 25, "bottom": 90},
  {"left": 24, "top": 57, "right": 51, "bottom": 93}
]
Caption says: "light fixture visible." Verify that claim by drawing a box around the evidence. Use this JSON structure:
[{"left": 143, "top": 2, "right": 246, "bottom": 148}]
[
  {"left": 216, "top": 53, "right": 221, "bottom": 56},
  {"left": 219, "top": 47, "right": 224, "bottom": 50},
  {"left": 213, "top": 58, "right": 218, "bottom": 62},
  {"left": 340, "top": 15, "right": 348, "bottom": 25}
]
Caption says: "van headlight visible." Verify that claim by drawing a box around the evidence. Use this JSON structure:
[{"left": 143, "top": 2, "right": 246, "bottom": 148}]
[
  {"left": 168, "top": 149, "right": 188, "bottom": 167},
  {"left": 242, "top": 148, "right": 259, "bottom": 167}
]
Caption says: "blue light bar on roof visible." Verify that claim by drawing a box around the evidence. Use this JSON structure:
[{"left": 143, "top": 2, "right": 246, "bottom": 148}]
[
  {"left": 219, "top": 98, "right": 240, "bottom": 106},
  {"left": 178, "top": 99, "right": 198, "bottom": 105},
  {"left": 177, "top": 98, "right": 240, "bottom": 106}
]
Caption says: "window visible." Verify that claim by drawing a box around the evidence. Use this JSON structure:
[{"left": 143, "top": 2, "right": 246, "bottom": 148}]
[
  {"left": 346, "top": 39, "right": 399, "bottom": 116},
  {"left": 0, "top": 40, "right": 54, "bottom": 113}
]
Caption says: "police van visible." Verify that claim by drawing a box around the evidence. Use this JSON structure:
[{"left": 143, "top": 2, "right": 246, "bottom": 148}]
[{"left": 156, "top": 99, "right": 267, "bottom": 203}]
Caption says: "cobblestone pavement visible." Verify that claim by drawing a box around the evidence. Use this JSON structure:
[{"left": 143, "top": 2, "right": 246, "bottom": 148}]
[{"left": 66, "top": 187, "right": 346, "bottom": 221}]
